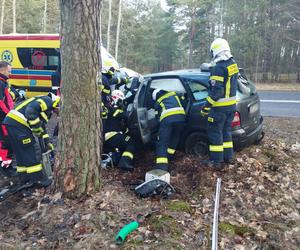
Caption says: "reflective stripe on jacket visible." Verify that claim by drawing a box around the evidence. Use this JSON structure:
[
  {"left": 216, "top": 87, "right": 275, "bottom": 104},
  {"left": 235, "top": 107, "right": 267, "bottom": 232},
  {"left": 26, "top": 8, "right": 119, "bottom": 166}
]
[
  {"left": 206, "top": 58, "right": 239, "bottom": 110},
  {"left": 156, "top": 91, "right": 185, "bottom": 123}
]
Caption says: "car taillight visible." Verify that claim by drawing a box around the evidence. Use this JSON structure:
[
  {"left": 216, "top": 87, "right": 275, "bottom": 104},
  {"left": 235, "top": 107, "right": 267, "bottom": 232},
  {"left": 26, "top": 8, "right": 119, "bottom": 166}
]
[{"left": 231, "top": 112, "right": 241, "bottom": 127}]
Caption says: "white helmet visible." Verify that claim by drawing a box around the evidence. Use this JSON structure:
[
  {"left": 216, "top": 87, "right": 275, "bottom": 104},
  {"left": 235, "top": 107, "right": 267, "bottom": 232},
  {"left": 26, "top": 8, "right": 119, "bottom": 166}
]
[
  {"left": 210, "top": 38, "right": 231, "bottom": 59},
  {"left": 48, "top": 92, "right": 60, "bottom": 108},
  {"left": 152, "top": 88, "right": 161, "bottom": 101},
  {"left": 111, "top": 89, "right": 125, "bottom": 105}
]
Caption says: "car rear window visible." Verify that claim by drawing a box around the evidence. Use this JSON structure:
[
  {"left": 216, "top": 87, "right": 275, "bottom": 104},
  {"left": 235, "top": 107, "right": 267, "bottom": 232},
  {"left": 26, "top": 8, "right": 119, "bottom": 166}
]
[{"left": 150, "top": 78, "right": 186, "bottom": 94}]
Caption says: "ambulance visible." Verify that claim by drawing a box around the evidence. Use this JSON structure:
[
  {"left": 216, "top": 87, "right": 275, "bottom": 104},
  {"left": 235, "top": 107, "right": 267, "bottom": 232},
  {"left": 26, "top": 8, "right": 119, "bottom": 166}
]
[{"left": 0, "top": 33, "right": 120, "bottom": 96}]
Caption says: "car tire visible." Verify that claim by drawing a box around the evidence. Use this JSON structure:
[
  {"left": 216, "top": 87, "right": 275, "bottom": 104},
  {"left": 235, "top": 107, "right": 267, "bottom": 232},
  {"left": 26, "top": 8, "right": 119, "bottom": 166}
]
[{"left": 184, "top": 132, "right": 208, "bottom": 156}]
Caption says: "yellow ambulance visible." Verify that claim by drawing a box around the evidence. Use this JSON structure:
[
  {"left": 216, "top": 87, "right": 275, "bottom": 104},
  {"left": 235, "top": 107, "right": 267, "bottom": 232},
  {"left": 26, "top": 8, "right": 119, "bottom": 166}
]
[{"left": 0, "top": 33, "right": 120, "bottom": 96}]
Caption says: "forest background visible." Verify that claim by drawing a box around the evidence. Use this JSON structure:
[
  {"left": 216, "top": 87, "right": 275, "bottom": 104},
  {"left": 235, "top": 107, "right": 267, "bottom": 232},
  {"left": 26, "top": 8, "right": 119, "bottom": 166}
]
[{"left": 0, "top": 0, "right": 299, "bottom": 83}]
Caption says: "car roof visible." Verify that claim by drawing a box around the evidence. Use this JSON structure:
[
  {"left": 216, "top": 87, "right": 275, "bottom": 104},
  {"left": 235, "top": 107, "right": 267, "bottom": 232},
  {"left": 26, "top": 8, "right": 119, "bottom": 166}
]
[
  {"left": 144, "top": 69, "right": 210, "bottom": 77},
  {"left": 144, "top": 69, "right": 211, "bottom": 84}
]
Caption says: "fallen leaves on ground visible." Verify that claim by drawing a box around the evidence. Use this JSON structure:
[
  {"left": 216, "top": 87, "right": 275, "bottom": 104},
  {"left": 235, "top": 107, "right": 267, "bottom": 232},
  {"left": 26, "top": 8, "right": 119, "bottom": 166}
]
[{"left": 0, "top": 117, "right": 299, "bottom": 249}]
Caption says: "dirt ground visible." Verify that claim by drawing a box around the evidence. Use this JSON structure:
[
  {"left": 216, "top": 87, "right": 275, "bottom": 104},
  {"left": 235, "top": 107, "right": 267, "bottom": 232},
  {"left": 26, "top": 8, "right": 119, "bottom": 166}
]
[{"left": 0, "top": 117, "right": 299, "bottom": 250}]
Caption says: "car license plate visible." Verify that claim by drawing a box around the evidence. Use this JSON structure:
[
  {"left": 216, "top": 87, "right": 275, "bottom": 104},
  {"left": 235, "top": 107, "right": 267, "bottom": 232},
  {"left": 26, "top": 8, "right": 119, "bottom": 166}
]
[{"left": 249, "top": 103, "right": 259, "bottom": 114}]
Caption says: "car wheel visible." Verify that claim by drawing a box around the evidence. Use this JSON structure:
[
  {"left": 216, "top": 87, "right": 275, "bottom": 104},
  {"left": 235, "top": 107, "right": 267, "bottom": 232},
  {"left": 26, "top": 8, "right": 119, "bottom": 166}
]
[{"left": 184, "top": 132, "right": 208, "bottom": 156}]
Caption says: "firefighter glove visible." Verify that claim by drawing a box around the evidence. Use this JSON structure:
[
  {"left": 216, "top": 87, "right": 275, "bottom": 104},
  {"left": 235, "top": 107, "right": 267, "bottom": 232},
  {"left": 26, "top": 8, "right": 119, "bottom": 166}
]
[{"left": 47, "top": 142, "right": 54, "bottom": 151}]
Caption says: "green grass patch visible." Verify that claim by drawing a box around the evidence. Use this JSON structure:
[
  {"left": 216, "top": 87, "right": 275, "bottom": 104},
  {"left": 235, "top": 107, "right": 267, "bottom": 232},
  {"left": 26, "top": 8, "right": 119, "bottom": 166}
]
[
  {"left": 149, "top": 215, "right": 182, "bottom": 239},
  {"left": 219, "top": 222, "right": 255, "bottom": 236},
  {"left": 166, "top": 201, "right": 192, "bottom": 213}
]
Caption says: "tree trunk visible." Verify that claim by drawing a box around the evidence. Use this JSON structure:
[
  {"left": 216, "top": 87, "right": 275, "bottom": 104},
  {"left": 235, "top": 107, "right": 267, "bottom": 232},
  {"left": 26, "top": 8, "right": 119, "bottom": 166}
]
[
  {"left": 106, "top": 0, "right": 112, "bottom": 52},
  {"left": 262, "top": 0, "right": 274, "bottom": 82},
  {"left": 12, "top": 0, "right": 16, "bottom": 33},
  {"left": 55, "top": 0, "right": 102, "bottom": 199},
  {"left": 0, "top": 0, "right": 5, "bottom": 34},
  {"left": 99, "top": 6, "right": 102, "bottom": 44},
  {"left": 115, "top": 0, "right": 122, "bottom": 61},
  {"left": 42, "top": 0, "right": 47, "bottom": 33}
]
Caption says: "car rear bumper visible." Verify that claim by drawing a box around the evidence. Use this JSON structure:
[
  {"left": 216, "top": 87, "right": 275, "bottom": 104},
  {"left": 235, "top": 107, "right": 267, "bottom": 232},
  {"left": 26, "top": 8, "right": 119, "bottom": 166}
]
[{"left": 233, "top": 116, "right": 264, "bottom": 149}]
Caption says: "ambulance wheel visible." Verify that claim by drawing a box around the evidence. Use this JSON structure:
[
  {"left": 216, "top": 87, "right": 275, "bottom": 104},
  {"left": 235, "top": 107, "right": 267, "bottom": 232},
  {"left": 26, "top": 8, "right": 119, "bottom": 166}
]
[{"left": 185, "top": 132, "right": 208, "bottom": 156}]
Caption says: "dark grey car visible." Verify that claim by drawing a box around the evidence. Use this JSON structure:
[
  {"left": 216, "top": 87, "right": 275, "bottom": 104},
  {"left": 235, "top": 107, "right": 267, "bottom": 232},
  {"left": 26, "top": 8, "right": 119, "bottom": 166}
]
[{"left": 128, "top": 68, "right": 264, "bottom": 156}]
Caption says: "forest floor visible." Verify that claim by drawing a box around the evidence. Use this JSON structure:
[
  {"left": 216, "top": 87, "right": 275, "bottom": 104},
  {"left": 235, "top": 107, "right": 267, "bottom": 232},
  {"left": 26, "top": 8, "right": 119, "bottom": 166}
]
[{"left": 0, "top": 117, "right": 300, "bottom": 250}]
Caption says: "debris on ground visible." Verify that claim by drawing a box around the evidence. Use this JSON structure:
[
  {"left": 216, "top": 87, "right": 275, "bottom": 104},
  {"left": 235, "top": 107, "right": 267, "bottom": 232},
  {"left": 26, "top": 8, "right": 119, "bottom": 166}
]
[{"left": 0, "top": 117, "right": 299, "bottom": 249}]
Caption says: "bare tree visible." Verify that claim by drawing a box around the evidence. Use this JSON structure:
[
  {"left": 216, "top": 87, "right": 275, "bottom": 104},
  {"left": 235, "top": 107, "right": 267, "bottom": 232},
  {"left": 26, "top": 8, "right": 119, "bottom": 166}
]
[
  {"left": 106, "top": 0, "right": 112, "bottom": 52},
  {"left": 115, "top": 0, "right": 122, "bottom": 60},
  {"left": 12, "top": 0, "right": 16, "bottom": 33},
  {"left": 55, "top": 0, "right": 102, "bottom": 199},
  {"left": 188, "top": 7, "right": 196, "bottom": 68},
  {"left": 0, "top": 0, "right": 5, "bottom": 34},
  {"left": 42, "top": 0, "right": 47, "bottom": 33}
]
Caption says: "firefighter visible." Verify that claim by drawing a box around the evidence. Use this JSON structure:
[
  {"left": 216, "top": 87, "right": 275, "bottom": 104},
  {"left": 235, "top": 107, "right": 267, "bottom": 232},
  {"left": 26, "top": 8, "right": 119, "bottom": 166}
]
[
  {"left": 200, "top": 38, "right": 239, "bottom": 170},
  {"left": 152, "top": 89, "right": 186, "bottom": 171},
  {"left": 103, "top": 90, "right": 136, "bottom": 171},
  {"left": 100, "top": 67, "right": 127, "bottom": 105},
  {"left": 123, "top": 76, "right": 141, "bottom": 105},
  {"left": 2, "top": 93, "right": 60, "bottom": 186},
  {"left": 0, "top": 61, "right": 18, "bottom": 168}
]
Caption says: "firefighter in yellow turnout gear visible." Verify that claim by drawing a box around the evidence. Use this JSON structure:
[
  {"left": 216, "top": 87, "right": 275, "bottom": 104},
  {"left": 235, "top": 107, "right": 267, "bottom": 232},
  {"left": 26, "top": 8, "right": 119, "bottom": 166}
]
[
  {"left": 152, "top": 89, "right": 186, "bottom": 171},
  {"left": 201, "top": 38, "right": 239, "bottom": 170},
  {"left": 3, "top": 93, "right": 59, "bottom": 186}
]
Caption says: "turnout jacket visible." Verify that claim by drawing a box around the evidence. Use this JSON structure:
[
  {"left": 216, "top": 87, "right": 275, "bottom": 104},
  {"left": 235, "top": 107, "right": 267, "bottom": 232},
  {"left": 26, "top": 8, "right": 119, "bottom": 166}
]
[
  {"left": 103, "top": 105, "right": 128, "bottom": 132},
  {"left": 206, "top": 58, "right": 239, "bottom": 111},
  {"left": 3, "top": 96, "right": 54, "bottom": 137},
  {"left": 154, "top": 90, "right": 186, "bottom": 123}
]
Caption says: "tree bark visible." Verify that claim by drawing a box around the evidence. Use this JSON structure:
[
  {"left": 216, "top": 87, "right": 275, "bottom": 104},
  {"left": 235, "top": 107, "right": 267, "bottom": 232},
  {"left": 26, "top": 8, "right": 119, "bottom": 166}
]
[
  {"left": 55, "top": 0, "right": 102, "bottom": 199},
  {"left": 12, "top": 0, "right": 16, "bottom": 33},
  {"left": 0, "top": 0, "right": 5, "bottom": 34},
  {"left": 106, "top": 0, "right": 112, "bottom": 52},
  {"left": 115, "top": 0, "right": 122, "bottom": 61},
  {"left": 42, "top": 0, "right": 47, "bottom": 33}
]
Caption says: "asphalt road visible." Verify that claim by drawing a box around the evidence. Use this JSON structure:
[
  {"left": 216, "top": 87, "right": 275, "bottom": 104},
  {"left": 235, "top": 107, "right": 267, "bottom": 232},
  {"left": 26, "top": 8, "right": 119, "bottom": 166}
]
[{"left": 258, "top": 90, "right": 300, "bottom": 118}]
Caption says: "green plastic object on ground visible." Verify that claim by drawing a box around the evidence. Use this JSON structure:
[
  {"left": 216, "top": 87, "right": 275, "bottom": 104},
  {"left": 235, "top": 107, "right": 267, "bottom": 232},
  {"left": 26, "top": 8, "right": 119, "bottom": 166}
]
[{"left": 115, "top": 221, "right": 139, "bottom": 244}]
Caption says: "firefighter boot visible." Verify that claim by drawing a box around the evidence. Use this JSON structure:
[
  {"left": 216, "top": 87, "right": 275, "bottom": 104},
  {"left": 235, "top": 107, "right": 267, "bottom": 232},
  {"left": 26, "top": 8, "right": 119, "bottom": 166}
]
[
  {"left": 17, "top": 172, "right": 30, "bottom": 185},
  {"left": 202, "top": 160, "right": 224, "bottom": 171},
  {"left": 28, "top": 169, "right": 52, "bottom": 188},
  {"left": 117, "top": 156, "right": 134, "bottom": 171}
]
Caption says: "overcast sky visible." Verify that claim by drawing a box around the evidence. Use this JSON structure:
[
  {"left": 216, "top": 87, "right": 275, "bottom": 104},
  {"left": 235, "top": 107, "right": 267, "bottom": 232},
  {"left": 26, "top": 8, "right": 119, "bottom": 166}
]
[{"left": 160, "top": 0, "right": 169, "bottom": 11}]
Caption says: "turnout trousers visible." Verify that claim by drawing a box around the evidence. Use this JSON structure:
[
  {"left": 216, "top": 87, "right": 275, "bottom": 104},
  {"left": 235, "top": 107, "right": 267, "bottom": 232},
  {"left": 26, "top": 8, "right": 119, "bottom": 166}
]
[
  {"left": 207, "top": 109, "right": 235, "bottom": 163},
  {"left": 104, "top": 132, "right": 136, "bottom": 165},
  {"left": 155, "top": 121, "right": 184, "bottom": 170},
  {"left": 5, "top": 124, "right": 44, "bottom": 183}
]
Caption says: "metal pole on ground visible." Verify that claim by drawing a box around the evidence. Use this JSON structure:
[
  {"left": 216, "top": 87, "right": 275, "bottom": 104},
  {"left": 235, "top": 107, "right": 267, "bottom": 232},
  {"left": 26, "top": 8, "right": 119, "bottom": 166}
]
[{"left": 212, "top": 178, "right": 221, "bottom": 250}]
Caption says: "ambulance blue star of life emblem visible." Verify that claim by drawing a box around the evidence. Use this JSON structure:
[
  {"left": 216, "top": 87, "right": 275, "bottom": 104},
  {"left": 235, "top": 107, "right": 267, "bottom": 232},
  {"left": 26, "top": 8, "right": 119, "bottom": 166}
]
[{"left": 1, "top": 50, "right": 13, "bottom": 63}]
